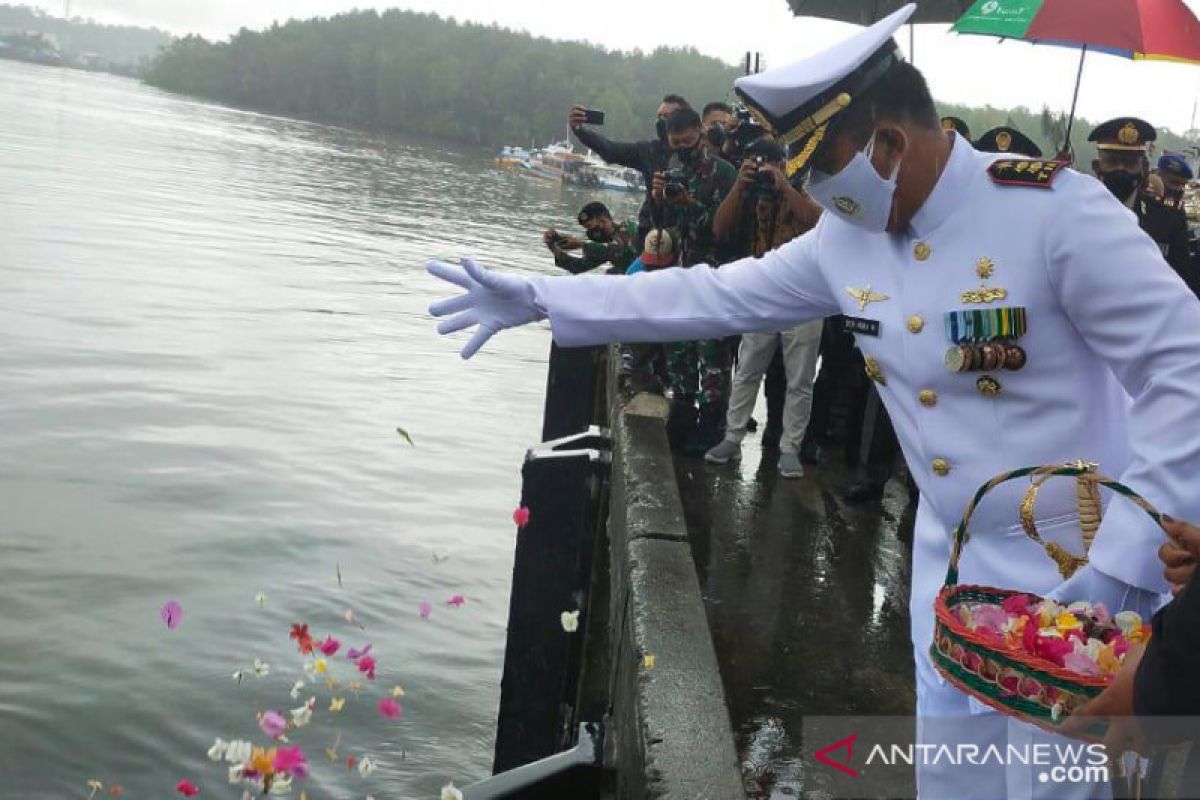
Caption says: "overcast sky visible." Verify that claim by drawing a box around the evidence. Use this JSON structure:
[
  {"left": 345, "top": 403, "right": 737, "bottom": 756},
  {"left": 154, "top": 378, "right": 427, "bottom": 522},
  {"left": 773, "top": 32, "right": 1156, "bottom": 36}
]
[{"left": 44, "top": 0, "right": 1200, "bottom": 135}]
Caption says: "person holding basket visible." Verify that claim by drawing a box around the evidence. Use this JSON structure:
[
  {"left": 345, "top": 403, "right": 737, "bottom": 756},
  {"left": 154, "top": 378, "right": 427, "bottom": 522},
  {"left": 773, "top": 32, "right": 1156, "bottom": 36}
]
[{"left": 427, "top": 5, "right": 1200, "bottom": 797}]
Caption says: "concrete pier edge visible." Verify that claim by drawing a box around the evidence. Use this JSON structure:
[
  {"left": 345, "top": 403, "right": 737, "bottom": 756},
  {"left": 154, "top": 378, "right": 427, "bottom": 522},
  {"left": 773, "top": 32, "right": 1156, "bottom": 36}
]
[{"left": 608, "top": 358, "right": 745, "bottom": 800}]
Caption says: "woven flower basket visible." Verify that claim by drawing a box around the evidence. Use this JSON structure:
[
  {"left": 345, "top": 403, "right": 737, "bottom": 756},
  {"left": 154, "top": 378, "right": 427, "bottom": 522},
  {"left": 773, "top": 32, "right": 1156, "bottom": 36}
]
[{"left": 931, "top": 462, "right": 1164, "bottom": 735}]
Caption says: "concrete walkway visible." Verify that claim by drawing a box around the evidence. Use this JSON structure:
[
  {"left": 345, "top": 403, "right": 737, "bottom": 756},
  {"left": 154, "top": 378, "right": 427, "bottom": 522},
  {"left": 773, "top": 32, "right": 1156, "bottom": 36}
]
[{"left": 673, "top": 439, "right": 918, "bottom": 798}]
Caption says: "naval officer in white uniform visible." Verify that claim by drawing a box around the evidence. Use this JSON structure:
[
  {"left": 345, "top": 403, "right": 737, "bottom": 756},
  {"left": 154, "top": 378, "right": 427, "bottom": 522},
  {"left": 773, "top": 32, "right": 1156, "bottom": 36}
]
[{"left": 427, "top": 5, "right": 1200, "bottom": 797}]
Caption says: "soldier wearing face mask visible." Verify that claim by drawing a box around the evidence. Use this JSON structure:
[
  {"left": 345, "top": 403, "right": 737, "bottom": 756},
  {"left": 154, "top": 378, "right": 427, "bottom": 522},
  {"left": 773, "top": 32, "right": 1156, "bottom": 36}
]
[
  {"left": 649, "top": 106, "right": 738, "bottom": 452},
  {"left": 569, "top": 94, "right": 690, "bottom": 248},
  {"left": 1089, "top": 117, "right": 1195, "bottom": 292}
]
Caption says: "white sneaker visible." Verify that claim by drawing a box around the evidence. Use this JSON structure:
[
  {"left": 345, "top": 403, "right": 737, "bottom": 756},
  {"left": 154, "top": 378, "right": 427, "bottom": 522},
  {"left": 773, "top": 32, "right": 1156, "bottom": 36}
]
[
  {"left": 704, "top": 439, "right": 742, "bottom": 464},
  {"left": 777, "top": 451, "right": 804, "bottom": 479}
]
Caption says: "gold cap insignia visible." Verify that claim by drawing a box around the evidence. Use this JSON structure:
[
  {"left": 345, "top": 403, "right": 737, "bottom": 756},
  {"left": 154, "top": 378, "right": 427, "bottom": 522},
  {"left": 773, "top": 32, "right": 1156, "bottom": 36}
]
[
  {"left": 996, "top": 131, "right": 1012, "bottom": 152},
  {"left": 1118, "top": 122, "right": 1140, "bottom": 146}
]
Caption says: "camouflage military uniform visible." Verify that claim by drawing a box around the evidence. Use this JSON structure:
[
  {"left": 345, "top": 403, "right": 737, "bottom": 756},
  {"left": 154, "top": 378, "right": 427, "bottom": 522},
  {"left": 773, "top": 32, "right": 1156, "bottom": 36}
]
[{"left": 660, "top": 152, "right": 737, "bottom": 435}]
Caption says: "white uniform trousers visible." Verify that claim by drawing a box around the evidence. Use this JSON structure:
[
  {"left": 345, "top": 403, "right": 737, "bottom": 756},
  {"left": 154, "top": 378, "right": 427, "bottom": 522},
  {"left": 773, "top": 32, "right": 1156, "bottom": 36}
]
[{"left": 723, "top": 320, "right": 822, "bottom": 453}]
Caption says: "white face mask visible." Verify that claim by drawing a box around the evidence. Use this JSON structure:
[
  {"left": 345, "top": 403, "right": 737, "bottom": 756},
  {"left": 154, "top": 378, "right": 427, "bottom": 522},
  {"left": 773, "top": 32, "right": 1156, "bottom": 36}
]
[{"left": 805, "top": 132, "right": 900, "bottom": 233}]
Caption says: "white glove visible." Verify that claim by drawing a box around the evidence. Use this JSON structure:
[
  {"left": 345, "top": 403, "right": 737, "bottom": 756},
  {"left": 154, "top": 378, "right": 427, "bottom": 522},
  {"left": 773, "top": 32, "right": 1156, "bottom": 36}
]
[
  {"left": 1044, "top": 564, "right": 1165, "bottom": 619},
  {"left": 427, "top": 257, "right": 547, "bottom": 359}
]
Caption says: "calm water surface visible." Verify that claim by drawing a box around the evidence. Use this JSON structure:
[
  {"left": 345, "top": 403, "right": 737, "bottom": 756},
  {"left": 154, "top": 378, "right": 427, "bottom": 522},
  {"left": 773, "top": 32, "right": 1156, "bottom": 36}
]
[{"left": 0, "top": 59, "right": 637, "bottom": 798}]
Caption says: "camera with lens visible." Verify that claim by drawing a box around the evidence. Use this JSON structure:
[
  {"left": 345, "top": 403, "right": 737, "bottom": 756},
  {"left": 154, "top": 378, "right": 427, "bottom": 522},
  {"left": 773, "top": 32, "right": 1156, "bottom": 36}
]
[
  {"left": 662, "top": 167, "right": 689, "bottom": 201},
  {"left": 744, "top": 155, "right": 779, "bottom": 202},
  {"left": 731, "top": 106, "right": 767, "bottom": 149}
]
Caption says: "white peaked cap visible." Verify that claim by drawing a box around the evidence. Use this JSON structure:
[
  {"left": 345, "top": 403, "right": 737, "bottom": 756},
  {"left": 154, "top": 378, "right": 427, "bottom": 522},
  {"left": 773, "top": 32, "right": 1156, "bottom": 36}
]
[{"left": 734, "top": 3, "right": 917, "bottom": 172}]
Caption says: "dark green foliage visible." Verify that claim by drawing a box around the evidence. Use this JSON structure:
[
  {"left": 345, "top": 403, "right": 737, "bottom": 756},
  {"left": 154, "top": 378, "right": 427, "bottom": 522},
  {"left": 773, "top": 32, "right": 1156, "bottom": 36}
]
[{"left": 144, "top": 9, "right": 744, "bottom": 148}]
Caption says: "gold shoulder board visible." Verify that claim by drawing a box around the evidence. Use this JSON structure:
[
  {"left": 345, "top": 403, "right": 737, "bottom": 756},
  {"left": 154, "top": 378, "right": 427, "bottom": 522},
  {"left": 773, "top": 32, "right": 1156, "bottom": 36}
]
[{"left": 988, "top": 159, "right": 1067, "bottom": 189}]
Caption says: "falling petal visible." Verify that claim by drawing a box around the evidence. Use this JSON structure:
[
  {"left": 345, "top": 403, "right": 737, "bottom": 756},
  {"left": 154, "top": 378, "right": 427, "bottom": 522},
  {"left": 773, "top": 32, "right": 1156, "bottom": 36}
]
[
  {"left": 161, "top": 600, "right": 183, "bottom": 630},
  {"left": 259, "top": 710, "right": 288, "bottom": 738},
  {"left": 336, "top": 563, "right": 343, "bottom": 588},
  {"left": 87, "top": 780, "right": 103, "bottom": 800},
  {"left": 254, "top": 592, "right": 266, "bottom": 607},
  {"left": 419, "top": 601, "right": 433, "bottom": 619},
  {"left": 317, "top": 635, "right": 340, "bottom": 656},
  {"left": 643, "top": 654, "right": 656, "bottom": 669},
  {"left": 441, "top": 783, "right": 464, "bottom": 800},
  {"left": 344, "top": 609, "right": 365, "bottom": 630},
  {"left": 109, "top": 787, "right": 123, "bottom": 798},
  {"left": 346, "top": 644, "right": 372, "bottom": 660},
  {"left": 252, "top": 658, "right": 270, "bottom": 677},
  {"left": 232, "top": 670, "right": 245, "bottom": 684},
  {"left": 447, "top": 595, "right": 466, "bottom": 608},
  {"left": 561, "top": 610, "right": 580, "bottom": 633},
  {"left": 207, "top": 737, "right": 228, "bottom": 761},
  {"left": 377, "top": 697, "right": 402, "bottom": 719},
  {"left": 325, "top": 732, "right": 342, "bottom": 763},
  {"left": 329, "top": 697, "right": 346, "bottom": 712},
  {"left": 358, "top": 756, "right": 377, "bottom": 777},
  {"left": 395, "top": 426, "right": 415, "bottom": 447},
  {"left": 175, "top": 779, "right": 200, "bottom": 797},
  {"left": 512, "top": 506, "right": 531, "bottom": 528},
  {"left": 390, "top": 685, "right": 405, "bottom": 698},
  {"left": 290, "top": 680, "right": 305, "bottom": 700}
]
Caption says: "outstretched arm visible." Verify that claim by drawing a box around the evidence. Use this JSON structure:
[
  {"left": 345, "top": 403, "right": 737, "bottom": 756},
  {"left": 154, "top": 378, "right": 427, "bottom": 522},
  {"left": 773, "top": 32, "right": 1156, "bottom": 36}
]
[{"left": 428, "top": 226, "right": 839, "bottom": 358}]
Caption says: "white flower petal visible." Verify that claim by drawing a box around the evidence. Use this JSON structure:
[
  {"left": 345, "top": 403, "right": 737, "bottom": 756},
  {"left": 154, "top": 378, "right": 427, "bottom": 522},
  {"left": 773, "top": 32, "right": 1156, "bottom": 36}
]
[
  {"left": 290, "top": 680, "right": 305, "bottom": 700},
  {"left": 441, "top": 783, "right": 464, "bottom": 800},
  {"left": 358, "top": 755, "right": 377, "bottom": 777},
  {"left": 560, "top": 610, "right": 580, "bottom": 633},
  {"left": 228, "top": 763, "right": 245, "bottom": 784},
  {"left": 226, "top": 739, "right": 252, "bottom": 764},
  {"left": 207, "top": 737, "right": 228, "bottom": 761},
  {"left": 271, "top": 773, "right": 293, "bottom": 794}
]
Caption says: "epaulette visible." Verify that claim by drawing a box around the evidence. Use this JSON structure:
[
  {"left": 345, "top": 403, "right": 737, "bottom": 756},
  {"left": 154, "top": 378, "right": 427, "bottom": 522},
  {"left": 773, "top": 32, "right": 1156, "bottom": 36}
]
[{"left": 987, "top": 159, "right": 1067, "bottom": 189}]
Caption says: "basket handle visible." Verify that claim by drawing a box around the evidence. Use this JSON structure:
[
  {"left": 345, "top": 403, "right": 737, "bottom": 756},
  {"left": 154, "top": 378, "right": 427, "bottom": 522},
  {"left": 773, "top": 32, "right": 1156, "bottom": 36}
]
[{"left": 943, "top": 463, "right": 1165, "bottom": 588}]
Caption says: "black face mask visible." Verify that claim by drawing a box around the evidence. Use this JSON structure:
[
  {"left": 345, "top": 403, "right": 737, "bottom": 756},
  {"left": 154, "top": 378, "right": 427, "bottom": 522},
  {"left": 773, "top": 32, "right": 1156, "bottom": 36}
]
[
  {"left": 585, "top": 227, "right": 612, "bottom": 243},
  {"left": 655, "top": 118, "right": 668, "bottom": 142},
  {"left": 673, "top": 142, "right": 701, "bottom": 167},
  {"left": 1098, "top": 169, "right": 1142, "bottom": 201}
]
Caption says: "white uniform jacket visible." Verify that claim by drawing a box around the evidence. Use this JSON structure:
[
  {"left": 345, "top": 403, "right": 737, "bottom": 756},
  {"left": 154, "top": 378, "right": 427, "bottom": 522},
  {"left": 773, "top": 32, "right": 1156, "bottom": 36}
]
[{"left": 528, "top": 136, "right": 1200, "bottom": 661}]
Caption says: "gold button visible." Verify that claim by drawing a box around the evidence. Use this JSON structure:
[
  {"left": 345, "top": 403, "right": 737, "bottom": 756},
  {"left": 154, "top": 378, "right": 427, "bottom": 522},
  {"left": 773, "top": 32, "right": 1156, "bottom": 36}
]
[
  {"left": 907, "top": 315, "right": 925, "bottom": 334},
  {"left": 919, "top": 389, "right": 938, "bottom": 407},
  {"left": 932, "top": 458, "right": 951, "bottom": 477},
  {"left": 914, "top": 242, "right": 932, "bottom": 261},
  {"left": 863, "top": 356, "right": 886, "bottom": 385}
]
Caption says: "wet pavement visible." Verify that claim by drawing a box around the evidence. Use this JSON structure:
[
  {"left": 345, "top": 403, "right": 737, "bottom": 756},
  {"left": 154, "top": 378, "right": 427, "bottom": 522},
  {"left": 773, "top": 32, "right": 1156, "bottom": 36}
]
[{"left": 674, "top": 434, "right": 918, "bottom": 799}]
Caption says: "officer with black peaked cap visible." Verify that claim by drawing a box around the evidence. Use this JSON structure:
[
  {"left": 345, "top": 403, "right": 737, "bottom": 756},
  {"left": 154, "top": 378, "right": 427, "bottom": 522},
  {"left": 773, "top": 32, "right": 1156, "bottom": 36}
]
[
  {"left": 975, "top": 125, "right": 1042, "bottom": 158},
  {"left": 1090, "top": 116, "right": 1195, "bottom": 293}
]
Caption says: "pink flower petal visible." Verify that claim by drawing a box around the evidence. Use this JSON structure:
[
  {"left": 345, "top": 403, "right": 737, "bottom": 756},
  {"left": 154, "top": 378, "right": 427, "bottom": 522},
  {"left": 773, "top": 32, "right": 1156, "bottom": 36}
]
[
  {"left": 258, "top": 710, "right": 287, "bottom": 738},
  {"left": 317, "top": 635, "right": 340, "bottom": 656},
  {"left": 377, "top": 697, "right": 402, "bottom": 719},
  {"left": 161, "top": 600, "right": 183, "bottom": 630},
  {"left": 175, "top": 780, "right": 199, "bottom": 797},
  {"left": 419, "top": 601, "right": 433, "bottom": 619},
  {"left": 447, "top": 595, "right": 466, "bottom": 608},
  {"left": 513, "top": 506, "right": 531, "bottom": 528}
]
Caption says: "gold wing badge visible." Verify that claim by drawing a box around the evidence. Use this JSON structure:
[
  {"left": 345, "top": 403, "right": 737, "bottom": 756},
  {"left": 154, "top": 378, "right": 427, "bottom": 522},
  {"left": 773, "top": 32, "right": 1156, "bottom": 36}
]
[{"left": 845, "top": 285, "right": 890, "bottom": 311}]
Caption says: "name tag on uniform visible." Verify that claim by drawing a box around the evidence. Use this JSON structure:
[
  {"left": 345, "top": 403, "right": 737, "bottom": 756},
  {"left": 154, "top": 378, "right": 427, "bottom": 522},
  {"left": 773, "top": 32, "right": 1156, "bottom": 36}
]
[{"left": 844, "top": 316, "right": 881, "bottom": 337}]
